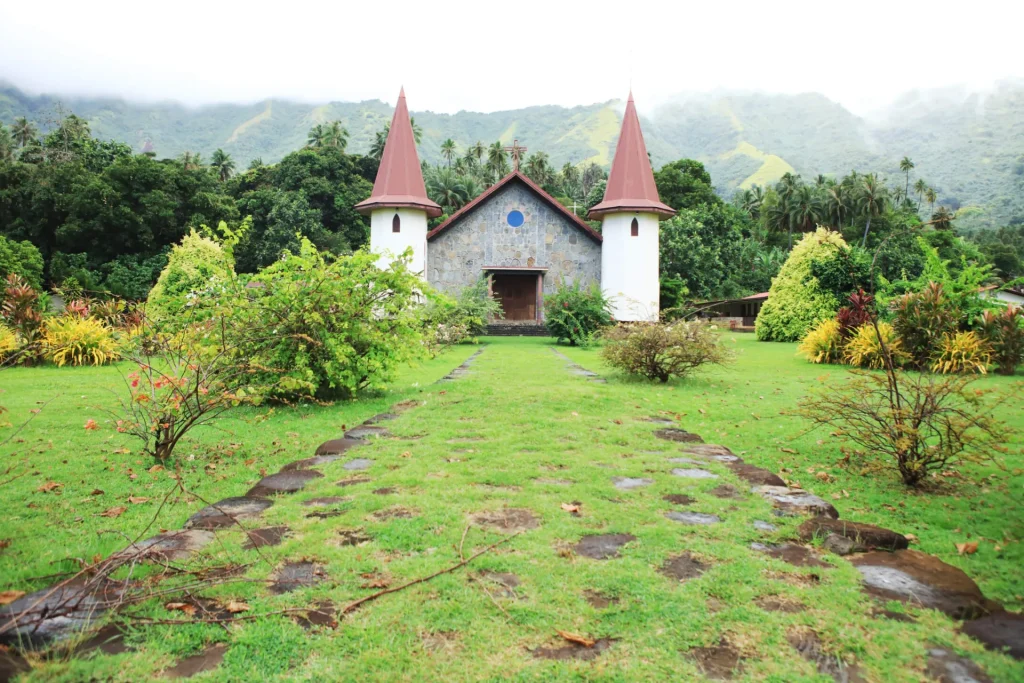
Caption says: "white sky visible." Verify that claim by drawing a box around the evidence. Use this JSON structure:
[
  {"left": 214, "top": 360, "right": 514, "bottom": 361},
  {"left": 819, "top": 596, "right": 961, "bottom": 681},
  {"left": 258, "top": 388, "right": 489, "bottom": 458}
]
[{"left": 1, "top": 0, "right": 1021, "bottom": 115}]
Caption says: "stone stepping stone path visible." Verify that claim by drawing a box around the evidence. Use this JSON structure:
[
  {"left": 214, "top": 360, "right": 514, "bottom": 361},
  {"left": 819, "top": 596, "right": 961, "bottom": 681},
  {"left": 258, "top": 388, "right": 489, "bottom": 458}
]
[
  {"left": 314, "top": 438, "right": 363, "bottom": 456},
  {"left": 163, "top": 642, "right": 228, "bottom": 679},
  {"left": 574, "top": 534, "right": 636, "bottom": 560},
  {"left": 280, "top": 454, "right": 342, "bottom": 471},
  {"left": 787, "top": 629, "right": 865, "bottom": 682},
  {"left": 243, "top": 526, "right": 290, "bottom": 550},
  {"left": 961, "top": 612, "right": 1024, "bottom": 660},
  {"left": 294, "top": 602, "right": 338, "bottom": 630},
  {"left": 612, "top": 476, "right": 653, "bottom": 490},
  {"left": 682, "top": 444, "right": 736, "bottom": 458},
  {"left": 364, "top": 413, "right": 399, "bottom": 425},
  {"left": 926, "top": 647, "right": 994, "bottom": 682},
  {"left": 437, "top": 349, "right": 484, "bottom": 382},
  {"left": 753, "top": 520, "right": 778, "bottom": 532},
  {"left": 336, "top": 476, "right": 372, "bottom": 487},
  {"left": 750, "top": 543, "right": 830, "bottom": 568},
  {"left": 653, "top": 428, "right": 703, "bottom": 443},
  {"left": 342, "top": 458, "right": 374, "bottom": 471},
  {"left": 532, "top": 637, "right": 615, "bottom": 661},
  {"left": 709, "top": 484, "right": 742, "bottom": 499},
  {"left": 115, "top": 529, "right": 215, "bottom": 562},
  {"left": 337, "top": 528, "right": 372, "bottom": 546},
  {"left": 477, "top": 571, "right": 521, "bottom": 599},
  {"left": 270, "top": 561, "right": 326, "bottom": 595},
  {"left": 688, "top": 639, "right": 743, "bottom": 680},
  {"left": 727, "top": 462, "right": 786, "bottom": 486},
  {"left": 549, "top": 348, "right": 606, "bottom": 383},
  {"left": 344, "top": 425, "right": 391, "bottom": 441},
  {"left": 667, "top": 457, "right": 705, "bottom": 465},
  {"left": 302, "top": 496, "right": 349, "bottom": 507},
  {"left": 247, "top": 469, "right": 324, "bottom": 497},
  {"left": 659, "top": 552, "right": 709, "bottom": 582},
  {"left": 470, "top": 508, "right": 540, "bottom": 533},
  {"left": 671, "top": 468, "right": 719, "bottom": 480},
  {"left": 0, "top": 578, "right": 130, "bottom": 647},
  {"left": 185, "top": 497, "right": 274, "bottom": 529},
  {"left": 751, "top": 485, "right": 839, "bottom": 518},
  {"left": 798, "top": 517, "right": 909, "bottom": 554},
  {"left": 665, "top": 511, "right": 721, "bottom": 526}
]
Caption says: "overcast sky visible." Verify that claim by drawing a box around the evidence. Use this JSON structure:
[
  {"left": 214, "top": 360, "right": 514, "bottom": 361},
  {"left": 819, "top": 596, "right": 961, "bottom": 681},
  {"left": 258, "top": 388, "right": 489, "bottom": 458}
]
[{"left": 1, "top": 0, "right": 1020, "bottom": 115}]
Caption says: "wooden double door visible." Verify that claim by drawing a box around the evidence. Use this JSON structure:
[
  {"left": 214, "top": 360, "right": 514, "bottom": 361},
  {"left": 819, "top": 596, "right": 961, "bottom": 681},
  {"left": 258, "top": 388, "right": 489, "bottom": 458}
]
[{"left": 491, "top": 273, "right": 539, "bottom": 322}]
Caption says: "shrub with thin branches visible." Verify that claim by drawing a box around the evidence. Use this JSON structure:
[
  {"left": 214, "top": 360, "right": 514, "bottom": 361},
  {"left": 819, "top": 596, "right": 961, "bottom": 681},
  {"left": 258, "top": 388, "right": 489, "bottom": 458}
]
[{"left": 602, "top": 321, "right": 732, "bottom": 382}]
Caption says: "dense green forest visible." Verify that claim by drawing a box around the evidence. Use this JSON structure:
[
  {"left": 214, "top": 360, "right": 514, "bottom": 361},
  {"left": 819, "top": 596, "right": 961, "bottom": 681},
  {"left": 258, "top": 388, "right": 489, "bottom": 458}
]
[
  {"left": 1, "top": 105, "right": 1021, "bottom": 306},
  {"left": 2, "top": 81, "right": 1023, "bottom": 229}
]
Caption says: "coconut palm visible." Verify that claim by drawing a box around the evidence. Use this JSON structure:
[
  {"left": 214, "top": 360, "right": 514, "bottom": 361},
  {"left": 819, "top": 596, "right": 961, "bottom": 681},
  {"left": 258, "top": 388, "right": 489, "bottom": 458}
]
[
  {"left": 741, "top": 185, "right": 765, "bottom": 220},
  {"left": 814, "top": 174, "right": 827, "bottom": 187},
  {"left": 856, "top": 173, "right": 889, "bottom": 247},
  {"left": 210, "top": 148, "right": 235, "bottom": 181},
  {"left": 487, "top": 141, "right": 508, "bottom": 181},
  {"left": 248, "top": 157, "right": 264, "bottom": 171},
  {"left": 524, "top": 152, "right": 553, "bottom": 186},
  {"left": 469, "top": 141, "right": 485, "bottom": 165},
  {"left": 899, "top": 156, "right": 915, "bottom": 200},
  {"left": 580, "top": 162, "right": 605, "bottom": 196},
  {"left": 776, "top": 172, "right": 802, "bottom": 203},
  {"left": 323, "top": 121, "right": 349, "bottom": 150},
  {"left": 11, "top": 118, "right": 37, "bottom": 148},
  {"left": 925, "top": 187, "right": 937, "bottom": 214},
  {"left": 824, "top": 182, "right": 850, "bottom": 229},
  {"left": 0, "top": 126, "right": 13, "bottom": 162},
  {"left": 913, "top": 178, "right": 928, "bottom": 211},
  {"left": 931, "top": 206, "right": 954, "bottom": 230},
  {"left": 440, "top": 138, "right": 457, "bottom": 169},
  {"left": 179, "top": 151, "right": 203, "bottom": 170},
  {"left": 788, "top": 185, "right": 824, "bottom": 236},
  {"left": 307, "top": 124, "right": 326, "bottom": 148},
  {"left": 426, "top": 168, "right": 469, "bottom": 213}
]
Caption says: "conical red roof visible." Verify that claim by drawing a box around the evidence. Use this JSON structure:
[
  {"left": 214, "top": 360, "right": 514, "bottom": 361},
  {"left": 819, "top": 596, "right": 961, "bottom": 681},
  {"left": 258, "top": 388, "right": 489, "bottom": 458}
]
[
  {"left": 355, "top": 88, "right": 442, "bottom": 217},
  {"left": 588, "top": 92, "right": 674, "bottom": 220}
]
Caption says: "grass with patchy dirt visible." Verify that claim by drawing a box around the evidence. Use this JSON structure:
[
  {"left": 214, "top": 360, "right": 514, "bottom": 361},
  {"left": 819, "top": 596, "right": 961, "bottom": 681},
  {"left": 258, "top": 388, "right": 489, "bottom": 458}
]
[{"left": 1, "top": 334, "right": 1021, "bottom": 681}]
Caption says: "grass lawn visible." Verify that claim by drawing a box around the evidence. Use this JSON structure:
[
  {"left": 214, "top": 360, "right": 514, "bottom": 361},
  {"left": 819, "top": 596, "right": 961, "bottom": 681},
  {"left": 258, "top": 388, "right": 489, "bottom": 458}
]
[{"left": 0, "top": 334, "right": 1021, "bottom": 681}]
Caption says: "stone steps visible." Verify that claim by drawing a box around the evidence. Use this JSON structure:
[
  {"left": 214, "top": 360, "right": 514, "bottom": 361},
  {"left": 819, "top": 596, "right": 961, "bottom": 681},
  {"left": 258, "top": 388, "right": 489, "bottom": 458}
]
[{"left": 485, "top": 323, "right": 549, "bottom": 337}]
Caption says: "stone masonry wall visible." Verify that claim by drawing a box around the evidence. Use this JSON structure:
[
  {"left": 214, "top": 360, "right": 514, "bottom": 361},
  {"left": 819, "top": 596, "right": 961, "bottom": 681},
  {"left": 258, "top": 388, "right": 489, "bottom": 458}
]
[{"left": 426, "top": 180, "right": 602, "bottom": 299}]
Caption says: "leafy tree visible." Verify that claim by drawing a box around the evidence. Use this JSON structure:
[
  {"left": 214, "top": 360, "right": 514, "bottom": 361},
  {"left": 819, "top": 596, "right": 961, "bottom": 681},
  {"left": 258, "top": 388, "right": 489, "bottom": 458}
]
[
  {"left": 659, "top": 203, "right": 748, "bottom": 300},
  {"left": 0, "top": 236, "right": 44, "bottom": 289},
  {"left": 653, "top": 159, "right": 720, "bottom": 211},
  {"left": 146, "top": 230, "right": 235, "bottom": 322}
]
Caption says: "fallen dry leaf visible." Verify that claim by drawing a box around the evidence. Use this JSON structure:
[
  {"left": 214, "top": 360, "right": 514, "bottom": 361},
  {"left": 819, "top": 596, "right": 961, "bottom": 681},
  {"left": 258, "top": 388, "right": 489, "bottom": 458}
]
[
  {"left": 0, "top": 590, "right": 25, "bottom": 606},
  {"left": 904, "top": 534, "right": 919, "bottom": 544},
  {"left": 84, "top": 419, "right": 99, "bottom": 431},
  {"left": 90, "top": 489, "right": 104, "bottom": 496},
  {"left": 37, "top": 481, "right": 62, "bottom": 493},
  {"left": 956, "top": 541, "right": 979, "bottom": 556},
  {"left": 571, "top": 411, "right": 579, "bottom": 417},
  {"left": 112, "top": 448, "right": 130, "bottom": 454},
  {"left": 780, "top": 448, "right": 798, "bottom": 454},
  {"left": 698, "top": 409, "right": 706, "bottom": 415},
  {"left": 400, "top": 451, "right": 412, "bottom": 458},
  {"left": 127, "top": 496, "right": 149, "bottom": 504},
  {"left": 148, "top": 465, "right": 164, "bottom": 473},
  {"left": 99, "top": 506, "right": 128, "bottom": 518},
  {"left": 556, "top": 630, "right": 595, "bottom": 648},
  {"left": 225, "top": 601, "right": 250, "bottom": 614},
  {"left": 560, "top": 503, "right": 580, "bottom": 514},
  {"left": 165, "top": 602, "right": 196, "bottom": 616}
]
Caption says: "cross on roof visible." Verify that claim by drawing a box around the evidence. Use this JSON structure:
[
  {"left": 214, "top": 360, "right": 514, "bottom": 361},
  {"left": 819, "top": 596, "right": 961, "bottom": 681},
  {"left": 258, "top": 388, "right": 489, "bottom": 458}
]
[{"left": 504, "top": 139, "right": 527, "bottom": 171}]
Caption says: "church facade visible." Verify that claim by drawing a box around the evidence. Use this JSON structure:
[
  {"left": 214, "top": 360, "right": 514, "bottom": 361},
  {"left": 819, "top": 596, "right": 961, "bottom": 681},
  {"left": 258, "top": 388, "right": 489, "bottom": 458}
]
[{"left": 356, "top": 89, "right": 674, "bottom": 322}]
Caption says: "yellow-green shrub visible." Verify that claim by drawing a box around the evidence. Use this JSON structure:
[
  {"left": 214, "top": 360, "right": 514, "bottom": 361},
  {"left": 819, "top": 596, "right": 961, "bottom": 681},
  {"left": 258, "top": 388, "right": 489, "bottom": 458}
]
[
  {"left": 44, "top": 316, "right": 119, "bottom": 366},
  {"left": 798, "top": 319, "right": 843, "bottom": 364},
  {"left": 931, "top": 331, "right": 992, "bottom": 375},
  {"left": 843, "top": 322, "right": 906, "bottom": 369},
  {"left": 0, "top": 324, "right": 17, "bottom": 361}
]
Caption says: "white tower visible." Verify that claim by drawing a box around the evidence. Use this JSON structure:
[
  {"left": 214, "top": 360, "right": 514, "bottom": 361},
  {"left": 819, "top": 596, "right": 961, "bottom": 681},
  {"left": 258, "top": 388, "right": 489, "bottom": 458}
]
[
  {"left": 588, "top": 92, "right": 675, "bottom": 321},
  {"left": 355, "top": 88, "right": 441, "bottom": 276}
]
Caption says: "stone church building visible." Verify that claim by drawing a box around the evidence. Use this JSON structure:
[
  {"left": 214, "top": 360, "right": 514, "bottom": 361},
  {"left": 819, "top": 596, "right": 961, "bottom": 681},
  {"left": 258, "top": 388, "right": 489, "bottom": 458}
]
[{"left": 355, "top": 88, "right": 674, "bottom": 323}]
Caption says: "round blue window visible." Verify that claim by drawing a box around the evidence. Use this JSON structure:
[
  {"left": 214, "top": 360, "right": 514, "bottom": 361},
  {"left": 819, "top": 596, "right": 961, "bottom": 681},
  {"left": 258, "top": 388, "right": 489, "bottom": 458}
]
[{"left": 507, "top": 210, "right": 524, "bottom": 227}]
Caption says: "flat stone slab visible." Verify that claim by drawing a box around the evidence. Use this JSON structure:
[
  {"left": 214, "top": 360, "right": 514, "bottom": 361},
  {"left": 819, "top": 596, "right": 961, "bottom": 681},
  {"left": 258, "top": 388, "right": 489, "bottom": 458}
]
[
  {"left": 654, "top": 428, "right": 703, "bottom": 443},
  {"left": 364, "top": 413, "right": 399, "bottom": 424},
  {"left": 709, "top": 484, "right": 743, "bottom": 499},
  {"left": 478, "top": 571, "right": 521, "bottom": 598},
  {"left": 344, "top": 425, "right": 391, "bottom": 440},
  {"left": 0, "top": 578, "right": 130, "bottom": 647},
  {"left": 612, "top": 477, "right": 653, "bottom": 490},
  {"left": 532, "top": 637, "right": 614, "bottom": 661},
  {"left": 643, "top": 416, "right": 676, "bottom": 425},
  {"left": 671, "top": 468, "right": 719, "bottom": 480},
  {"left": 788, "top": 629, "right": 865, "bottom": 682},
  {"left": 574, "top": 533, "right": 636, "bottom": 560},
  {"left": 926, "top": 647, "right": 993, "bottom": 683},
  {"left": 751, "top": 543, "right": 830, "bottom": 568},
  {"left": 247, "top": 470, "right": 323, "bottom": 497},
  {"left": 164, "top": 642, "right": 228, "bottom": 679},
  {"left": 342, "top": 458, "right": 374, "bottom": 471},
  {"left": 667, "top": 457, "right": 705, "bottom": 465},
  {"left": 682, "top": 444, "right": 736, "bottom": 458},
  {"left": 798, "top": 517, "right": 908, "bottom": 552},
  {"left": 280, "top": 454, "right": 342, "bottom": 471},
  {"left": 470, "top": 508, "right": 540, "bottom": 533},
  {"left": 243, "top": 526, "right": 290, "bottom": 550},
  {"left": 314, "top": 438, "right": 363, "bottom": 456},
  {"left": 185, "top": 497, "right": 273, "bottom": 529},
  {"left": 849, "top": 550, "right": 999, "bottom": 619},
  {"left": 753, "top": 485, "right": 839, "bottom": 519},
  {"left": 689, "top": 639, "right": 743, "bottom": 680},
  {"left": 666, "top": 511, "right": 721, "bottom": 526},
  {"left": 660, "top": 552, "right": 709, "bottom": 582},
  {"left": 728, "top": 463, "right": 786, "bottom": 487},
  {"left": 583, "top": 590, "right": 618, "bottom": 608},
  {"left": 270, "top": 561, "right": 326, "bottom": 594},
  {"left": 753, "top": 520, "right": 778, "bottom": 532},
  {"left": 337, "top": 528, "right": 372, "bottom": 546},
  {"left": 116, "top": 529, "right": 215, "bottom": 562},
  {"left": 961, "top": 612, "right": 1024, "bottom": 660},
  {"left": 336, "top": 476, "right": 372, "bottom": 487},
  {"left": 294, "top": 601, "right": 338, "bottom": 630}
]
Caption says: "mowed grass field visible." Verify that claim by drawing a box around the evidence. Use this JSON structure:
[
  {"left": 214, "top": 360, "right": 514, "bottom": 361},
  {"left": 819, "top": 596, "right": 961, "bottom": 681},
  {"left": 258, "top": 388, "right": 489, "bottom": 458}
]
[{"left": 0, "top": 334, "right": 1021, "bottom": 681}]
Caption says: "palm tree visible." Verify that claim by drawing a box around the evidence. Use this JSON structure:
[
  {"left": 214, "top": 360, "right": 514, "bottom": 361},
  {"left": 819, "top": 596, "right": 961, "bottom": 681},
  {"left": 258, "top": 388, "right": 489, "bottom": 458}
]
[
  {"left": 11, "top": 118, "right": 37, "bottom": 148},
  {"left": 470, "top": 141, "right": 485, "bottom": 165},
  {"left": 788, "top": 185, "right": 824, "bottom": 237},
  {"left": 925, "top": 187, "right": 937, "bottom": 214},
  {"left": 210, "top": 148, "right": 235, "bottom": 181},
  {"left": 307, "top": 124, "right": 326, "bottom": 148},
  {"left": 179, "top": 151, "right": 203, "bottom": 170},
  {"left": 913, "top": 178, "right": 928, "bottom": 211},
  {"left": 776, "top": 172, "right": 802, "bottom": 203},
  {"left": 824, "top": 182, "right": 850, "bottom": 229},
  {"left": 0, "top": 126, "right": 13, "bottom": 163},
  {"left": 893, "top": 186, "right": 906, "bottom": 206},
  {"left": 323, "top": 121, "right": 349, "bottom": 150},
  {"left": 524, "top": 152, "right": 553, "bottom": 186},
  {"left": 765, "top": 197, "right": 793, "bottom": 249},
  {"left": 440, "top": 138, "right": 457, "bottom": 170},
  {"left": 487, "top": 141, "right": 508, "bottom": 181},
  {"left": 741, "top": 185, "right": 765, "bottom": 220},
  {"left": 426, "top": 168, "right": 468, "bottom": 213},
  {"left": 856, "top": 173, "right": 889, "bottom": 247},
  {"left": 248, "top": 157, "right": 264, "bottom": 171},
  {"left": 931, "top": 206, "right": 954, "bottom": 230},
  {"left": 814, "top": 174, "right": 827, "bottom": 187},
  {"left": 899, "top": 156, "right": 915, "bottom": 200}
]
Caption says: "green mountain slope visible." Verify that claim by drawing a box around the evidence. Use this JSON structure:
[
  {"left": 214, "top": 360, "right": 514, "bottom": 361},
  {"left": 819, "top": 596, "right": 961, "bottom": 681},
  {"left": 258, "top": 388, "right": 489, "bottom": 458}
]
[{"left": 2, "top": 81, "right": 1022, "bottom": 227}]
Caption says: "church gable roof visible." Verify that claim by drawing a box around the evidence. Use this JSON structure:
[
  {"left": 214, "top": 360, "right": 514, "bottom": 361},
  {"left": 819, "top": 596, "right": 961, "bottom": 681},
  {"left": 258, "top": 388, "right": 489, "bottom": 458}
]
[{"left": 427, "top": 171, "right": 602, "bottom": 244}]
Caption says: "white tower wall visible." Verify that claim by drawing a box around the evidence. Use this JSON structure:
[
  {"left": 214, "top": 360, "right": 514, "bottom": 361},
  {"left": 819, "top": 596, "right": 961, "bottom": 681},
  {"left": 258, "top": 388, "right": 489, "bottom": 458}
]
[
  {"left": 600, "top": 212, "right": 660, "bottom": 321},
  {"left": 369, "top": 208, "right": 428, "bottom": 277}
]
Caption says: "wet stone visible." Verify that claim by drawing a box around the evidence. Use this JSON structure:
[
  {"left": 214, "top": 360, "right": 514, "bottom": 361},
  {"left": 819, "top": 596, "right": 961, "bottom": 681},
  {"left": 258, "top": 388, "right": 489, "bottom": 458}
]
[
  {"left": 246, "top": 469, "right": 323, "bottom": 497},
  {"left": 663, "top": 494, "right": 696, "bottom": 506},
  {"left": 798, "top": 517, "right": 909, "bottom": 552},
  {"left": 574, "top": 534, "right": 636, "bottom": 560},
  {"left": 343, "top": 458, "right": 374, "bottom": 471},
  {"left": 470, "top": 508, "right": 539, "bottom": 533},
  {"left": 302, "top": 496, "right": 349, "bottom": 507},
  {"left": 672, "top": 468, "right": 718, "bottom": 480},
  {"left": 294, "top": 601, "right": 338, "bottom": 630},
  {"left": 751, "top": 543, "right": 830, "bottom": 568},
  {"left": 478, "top": 571, "right": 521, "bottom": 598},
  {"left": 654, "top": 428, "right": 704, "bottom": 444},
  {"left": 314, "top": 438, "right": 362, "bottom": 456},
  {"left": 660, "top": 552, "right": 709, "bottom": 582},
  {"left": 185, "top": 497, "right": 273, "bottom": 529},
  {"left": 683, "top": 444, "right": 736, "bottom": 458},
  {"left": 788, "top": 629, "right": 865, "bottom": 682},
  {"left": 849, "top": 550, "right": 998, "bottom": 620},
  {"left": 709, "top": 484, "right": 742, "bottom": 499},
  {"left": 728, "top": 463, "right": 786, "bottom": 487},
  {"left": 925, "top": 647, "right": 993, "bottom": 683},
  {"left": 532, "top": 637, "right": 614, "bottom": 661},
  {"left": 392, "top": 399, "right": 423, "bottom": 412},
  {"left": 961, "top": 612, "right": 1024, "bottom": 660},
  {"left": 612, "top": 477, "right": 653, "bottom": 490},
  {"left": 668, "top": 457, "right": 706, "bottom": 465},
  {"left": 243, "top": 526, "right": 289, "bottom": 550},
  {"left": 666, "top": 511, "right": 721, "bottom": 526},
  {"left": 753, "top": 485, "right": 839, "bottom": 519},
  {"left": 344, "top": 425, "right": 391, "bottom": 441},
  {"left": 583, "top": 590, "right": 618, "bottom": 609},
  {"left": 69, "top": 623, "right": 132, "bottom": 656},
  {"left": 280, "top": 454, "right": 342, "bottom": 471},
  {"left": 336, "top": 476, "right": 372, "bottom": 487},
  {"left": 116, "top": 529, "right": 215, "bottom": 562},
  {"left": 337, "top": 528, "right": 372, "bottom": 546},
  {"left": 0, "top": 578, "right": 130, "bottom": 647},
  {"left": 305, "top": 510, "right": 342, "bottom": 519},
  {"left": 364, "top": 413, "right": 399, "bottom": 425},
  {"left": 0, "top": 648, "right": 30, "bottom": 680},
  {"left": 270, "top": 561, "right": 326, "bottom": 594},
  {"left": 689, "top": 639, "right": 744, "bottom": 680},
  {"left": 823, "top": 533, "right": 858, "bottom": 556},
  {"left": 164, "top": 642, "right": 228, "bottom": 679},
  {"left": 753, "top": 520, "right": 778, "bottom": 532}
]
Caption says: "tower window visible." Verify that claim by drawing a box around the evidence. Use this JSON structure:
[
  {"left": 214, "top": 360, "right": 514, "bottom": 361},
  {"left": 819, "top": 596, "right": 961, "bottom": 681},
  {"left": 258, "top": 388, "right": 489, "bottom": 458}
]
[
  {"left": 630, "top": 217, "right": 639, "bottom": 237},
  {"left": 392, "top": 213, "right": 401, "bottom": 233}
]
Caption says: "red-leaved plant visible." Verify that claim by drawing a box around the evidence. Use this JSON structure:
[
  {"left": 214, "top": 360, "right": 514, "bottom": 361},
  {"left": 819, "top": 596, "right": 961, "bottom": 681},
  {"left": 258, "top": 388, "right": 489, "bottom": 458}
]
[{"left": 836, "top": 289, "right": 874, "bottom": 339}]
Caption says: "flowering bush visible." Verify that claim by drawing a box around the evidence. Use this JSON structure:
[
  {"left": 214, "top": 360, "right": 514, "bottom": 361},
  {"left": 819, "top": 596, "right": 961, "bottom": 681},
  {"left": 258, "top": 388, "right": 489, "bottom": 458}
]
[
  {"left": 43, "top": 316, "right": 119, "bottom": 366},
  {"left": 602, "top": 321, "right": 731, "bottom": 382},
  {"left": 798, "top": 319, "right": 843, "bottom": 364},
  {"left": 980, "top": 305, "right": 1024, "bottom": 375},
  {"left": 544, "top": 280, "right": 613, "bottom": 347}
]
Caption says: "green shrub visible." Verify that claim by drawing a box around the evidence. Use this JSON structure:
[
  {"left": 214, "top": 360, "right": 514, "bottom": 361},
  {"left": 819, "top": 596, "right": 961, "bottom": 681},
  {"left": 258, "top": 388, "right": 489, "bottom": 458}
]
[
  {"left": 931, "top": 331, "right": 992, "bottom": 375},
  {"left": 420, "top": 279, "right": 502, "bottom": 352},
  {"left": 755, "top": 227, "right": 847, "bottom": 342},
  {"left": 843, "top": 322, "right": 906, "bottom": 369},
  {"left": 980, "top": 305, "right": 1024, "bottom": 375},
  {"left": 601, "top": 321, "right": 731, "bottom": 382},
  {"left": 0, "top": 323, "right": 17, "bottom": 361},
  {"left": 146, "top": 230, "right": 235, "bottom": 323},
  {"left": 43, "top": 316, "right": 118, "bottom": 366},
  {"left": 890, "top": 282, "right": 958, "bottom": 369},
  {"left": 545, "top": 280, "right": 613, "bottom": 346},
  {"left": 798, "top": 319, "right": 843, "bottom": 364},
  {"left": 0, "top": 236, "right": 44, "bottom": 291},
  {"left": 1, "top": 274, "right": 44, "bottom": 364}
]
